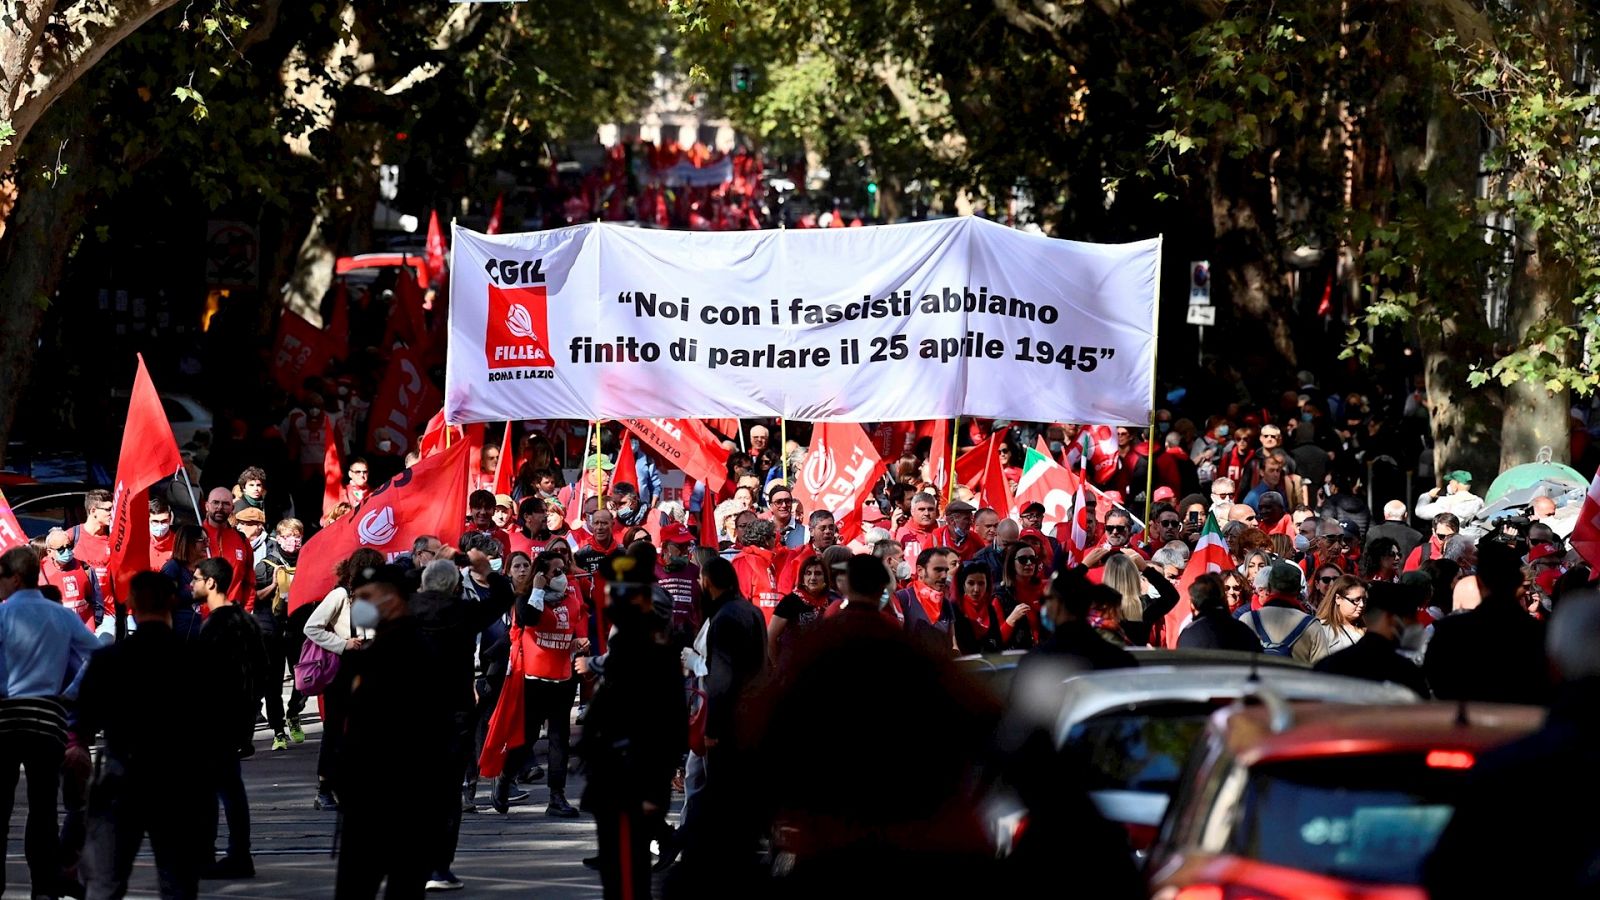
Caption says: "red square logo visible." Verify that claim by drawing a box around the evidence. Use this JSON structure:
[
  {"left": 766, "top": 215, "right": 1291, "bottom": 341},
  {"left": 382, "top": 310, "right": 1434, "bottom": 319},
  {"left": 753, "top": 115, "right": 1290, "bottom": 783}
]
[{"left": 485, "top": 284, "right": 554, "bottom": 370}]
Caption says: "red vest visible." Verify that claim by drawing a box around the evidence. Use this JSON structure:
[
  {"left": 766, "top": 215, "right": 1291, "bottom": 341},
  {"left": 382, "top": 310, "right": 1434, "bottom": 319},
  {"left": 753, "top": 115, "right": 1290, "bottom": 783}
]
[
  {"left": 518, "top": 587, "right": 589, "bottom": 681},
  {"left": 41, "top": 559, "right": 96, "bottom": 629},
  {"left": 931, "top": 526, "right": 986, "bottom": 562},
  {"left": 732, "top": 546, "right": 783, "bottom": 623}
]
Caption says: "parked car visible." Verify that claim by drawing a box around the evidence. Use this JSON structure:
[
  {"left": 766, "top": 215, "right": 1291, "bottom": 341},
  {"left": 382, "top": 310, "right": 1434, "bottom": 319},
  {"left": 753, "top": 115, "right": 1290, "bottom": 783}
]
[{"left": 1146, "top": 701, "right": 1543, "bottom": 899}]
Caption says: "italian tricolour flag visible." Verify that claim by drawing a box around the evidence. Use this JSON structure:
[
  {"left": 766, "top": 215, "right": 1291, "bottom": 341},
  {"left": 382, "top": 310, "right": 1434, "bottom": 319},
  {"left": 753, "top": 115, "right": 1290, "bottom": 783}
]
[{"left": 1164, "top": 512, "right": 1233, "bottom": 648}]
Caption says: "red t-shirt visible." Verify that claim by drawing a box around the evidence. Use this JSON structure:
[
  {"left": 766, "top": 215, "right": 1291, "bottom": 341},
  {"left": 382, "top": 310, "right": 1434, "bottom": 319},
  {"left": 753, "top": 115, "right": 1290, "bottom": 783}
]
[
  {"left": 71, "top": 525, "right": 112, "bottom": 602},
  {"left": 203, "top": 521, "right": 256, "bottom": 611},
  {"left": 519, "top": 587, "right": 590, "bottom": 681},
  {"left": 894, "top": 522, "right": 937, "bottom": 561},
  {"left": 149, "top": 532, "right": 175, "bottom": 570},
  {"left": 41, "top": 558, "right": 97, "bottom": 629},
  {"left": 732, "top": 546, "right": 784, "bottom": 623}
]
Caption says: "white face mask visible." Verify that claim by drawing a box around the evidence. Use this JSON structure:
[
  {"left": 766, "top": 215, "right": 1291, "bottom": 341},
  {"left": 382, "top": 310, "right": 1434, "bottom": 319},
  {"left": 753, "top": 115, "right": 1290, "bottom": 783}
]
[
  {"left": 351, "top": 599, "right": 380, "bottom": 630},
  {"left": 546, "top": 575, "right": 569, "bottom": 596},
  {"left": 150, "top": 521, "right": 171, "bottom": 539},
  {"left": 895, "top": 561, "right": 912, "bottom": 581},
  {"left": 1293, "top": 534, "right": 1311, "bottom": 553}
]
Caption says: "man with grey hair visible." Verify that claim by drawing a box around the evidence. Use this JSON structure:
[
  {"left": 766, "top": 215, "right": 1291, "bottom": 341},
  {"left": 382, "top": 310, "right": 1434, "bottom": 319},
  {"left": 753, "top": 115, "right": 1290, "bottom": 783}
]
[
  {"left": 1424, "top": 592, "right": 1600, "bottom": 898},
  {"left": 894, "top": 491, "right": 941, "bottom": 562},
  {"left": 731, "top": 518, "right": 783, "bottom": 620},
  {"left": 1366, "top": 499, "right": 1423, "bottom": 561},
  {"left": 1239, "top": 561, "right": 1328, "bottom": 663},
  {"left": 1149, "top": 543, "right": 1188, "bottom": 581},
  {"left": 1441, "top": 534, "right": 1477, "bottom": 571}
]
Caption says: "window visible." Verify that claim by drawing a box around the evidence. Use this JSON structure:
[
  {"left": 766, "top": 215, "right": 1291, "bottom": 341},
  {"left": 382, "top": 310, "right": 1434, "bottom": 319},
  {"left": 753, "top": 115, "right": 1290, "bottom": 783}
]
[
  {"left": 1066, "top": 702, "right": 1220, "bottom": 797},
  {"left": 161, "top": 398, "right": 192, "bottom": 423},
  {"left": 1225, "top": 754, "right": 1465, "bottom": 885}
]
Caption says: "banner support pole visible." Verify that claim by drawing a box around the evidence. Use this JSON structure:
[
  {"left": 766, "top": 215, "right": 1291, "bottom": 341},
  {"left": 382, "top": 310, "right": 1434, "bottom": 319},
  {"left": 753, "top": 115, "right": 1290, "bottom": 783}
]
[
  {"left": 591, "top": 421, "right": 604, "bottom": 506},
  {"left": 780, "top": 418, "right": 788, "bottom": 483},
  {"left": 1143, "top": 235, "right": 1164, "bottom": 529}
]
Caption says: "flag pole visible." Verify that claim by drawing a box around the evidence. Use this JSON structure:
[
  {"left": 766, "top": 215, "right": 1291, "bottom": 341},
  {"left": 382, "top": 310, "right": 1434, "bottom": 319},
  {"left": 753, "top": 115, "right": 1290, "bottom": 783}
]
[
  {"left": 780, "top": 418, "right": 788, "bottom": 483},
  {"left": 1143, "top": 234, "right": 1164, "bottom": 528},
  {"left": 591, "top": 421, "right": 604, "bottom": 502},
  {"left": 176, "top": 465, "right": 204, "bottom": 526},
  {"left": 946, "top": 417, "right": 960, "bottom": 505}
]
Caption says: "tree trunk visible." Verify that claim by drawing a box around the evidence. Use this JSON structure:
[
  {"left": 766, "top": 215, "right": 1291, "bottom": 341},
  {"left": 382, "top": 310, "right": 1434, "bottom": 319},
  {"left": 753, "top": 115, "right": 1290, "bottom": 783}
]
[
  {"left": 1500, "top": 227, "right": 1573, "bottom": 468},
  {"left": 1207, "top": 149, "right": 1296, "bottom": 372}
]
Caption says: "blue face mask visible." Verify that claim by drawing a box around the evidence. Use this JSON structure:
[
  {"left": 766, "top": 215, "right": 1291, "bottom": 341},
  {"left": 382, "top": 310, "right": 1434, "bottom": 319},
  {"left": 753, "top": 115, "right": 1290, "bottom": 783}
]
[
  {"left": 1301, "top": 412, "right": 1314, "bottom": 423},
  {"left": 1039, "top": 610, "right": 1056, "bottom": 634},
  {"left": 1216, "top": 425, "right": 1230, "bottom": 438},
  {"left": 490, "top": 557, "right": 504, "bottom": 573},
  {"left": 1158, "top": 422, "right": 1171, "bottom": 434},
  {"left": 54, "top": 548, "right": 74, "bottom": 565}
]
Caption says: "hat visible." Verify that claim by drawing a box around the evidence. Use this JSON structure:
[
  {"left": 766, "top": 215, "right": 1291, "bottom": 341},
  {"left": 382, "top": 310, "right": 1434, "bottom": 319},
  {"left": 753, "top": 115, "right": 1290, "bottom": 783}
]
[
  {"left": 1340, "top": 521, "right": 1361, "bottom": 539},
  {"left": 944, "top": 500, "right": 976, "bottom": 515},
  {"left": 1536, "top": 567, "right": 1561, "bottom": 597},
  {"left": 1526, "top": 542, "right": 1563, "bottom": 564},
  {"left": 1445, "top": 470, "right": 1472, "bottom": 485},
  {"left": 494, "top": 493, "right": 515, "bottom": 510},
  {"left": 861, "top": 504, "right": 886, "bottom": 524},
  {"left": 660, "top": 523, "right": 695, "bottom": 545},
  {"left": 582, "top": 453, "right": 616, "bottom": 471},
  {"left": 1266, "top": 560, "right": 1303, "bottom": 594},
  {"left": 1364, "top": 582, "right": 1417, "bottom": 618},
  {"left": 235, "top": 507, "right": 267, "bottom": 524},
  {"left": 842, "top": 554, "right": 890, "bottom": 598},
  {"left": 1153, "top": 486, "right": 1176, "bottom": 503}
]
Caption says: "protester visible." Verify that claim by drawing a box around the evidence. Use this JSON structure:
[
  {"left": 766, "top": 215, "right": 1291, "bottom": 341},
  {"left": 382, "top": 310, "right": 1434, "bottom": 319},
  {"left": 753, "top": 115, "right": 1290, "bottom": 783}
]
[
  {"left": 1099, "top": 553, "right": 1178, "bottom": 647},
  {"left": 1367, "top": 499, "right": 1424, "bottom": 560},
  {"left": 1314, "top": 582, "right": 1429, "bottom": 697},
  {"left": 202, "top": 487, "right": 255, "bottom": 608},
  {"left": 1176, "top": 574, "right": 1262, "bottom": 651},
  {"left": 894, "top": 492, "right": 940, "bottom": 561},
  {"left": 994, "top": 542, "right": 1044, "bottom": 648},
  {"left": 776, "top": 510, "right": 838, "bottom": 594},
  {"left": 42, "top": 526, "right": 103, "bottom": 630},
  {"left": 1424, "top": 541, "right": 1549, "bottom": 704},
  {"left": 303, "top": 547, "right": 383, "bottom": 811},
  {"left": 1313, "top": 574, "right": 1367, "bottom": 654},
  {"left": 731, "top": 519, "right": 784, "bottom": 622},
  {"left": 768, "top": 554, "right": 839, "bottom": 666},
  {"left": 1415, "top": 470, "right": 1484, "bottom": 522},
  {"left": 1238, "top": 562, "right": 1328, "bottom": 662}
]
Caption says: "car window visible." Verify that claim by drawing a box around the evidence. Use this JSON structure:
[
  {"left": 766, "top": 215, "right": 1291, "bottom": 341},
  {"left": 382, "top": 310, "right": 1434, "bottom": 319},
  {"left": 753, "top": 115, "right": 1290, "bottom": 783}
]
[
  {"left": 161, "top": 399, "right": 192, "bottom": 423},
  {"left": 1066, "top": 701, "right": 1220, "bottom": 798},
  {"left": 1225, "top": 754, "right": 1464, "bottom": 885}
]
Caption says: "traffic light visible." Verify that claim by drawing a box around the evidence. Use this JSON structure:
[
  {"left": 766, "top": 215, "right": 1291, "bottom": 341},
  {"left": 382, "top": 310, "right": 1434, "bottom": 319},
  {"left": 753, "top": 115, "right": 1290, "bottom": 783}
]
[
  {"left": 731, "top": 64, "right": 753, "bottom": 93},
  {"left": 866, "top": 182, "right": 878, "bottom": 195}
]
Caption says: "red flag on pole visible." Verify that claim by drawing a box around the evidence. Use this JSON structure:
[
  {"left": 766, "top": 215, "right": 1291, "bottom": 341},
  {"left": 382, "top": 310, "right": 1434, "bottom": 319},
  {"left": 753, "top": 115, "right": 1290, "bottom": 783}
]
[
  {"left": 1164, "top": 512, "right": 1235, "bottom": 647},
  {"left": 425, "top": 210, "right": 446, "bottom": 285},
  {"left": 617, "top": 418, "right": 730, "bottom": 496},
  {"left": 419, "top": 409, "right": 464, "bottom": 459},
  {"left": 1087, "top": 425, "right": 1120, "bottom": 485},
  {"left": 322, "top": 415, "right": 343, "bottom": 520},
  {"left": 486, "top": 194, "right": 504, "bottom": 235},
  {"left": 289, "top": 438, "right": 473, "bottom": 614},
  {"left": 271, "top": 311, "right": 331, "bottom": 393},
  {"left": 492, "top": 422, "right": 515, "bottom": 497},
  {"left": 926, "top": 419, "right": 952, "bottom": 499},
  {"left": 325, "top": 282, "right": 350, "bottom": 362},
  {"left": 1570, "top": 466, "right": 1600, "bottom": 573},
  {"left": 612, "top": 429, "right": 638, "bottom": 495},
  {"left": 464, "top": 423, "right": 488, "bottom": 493},
  {"left": 365, "top": 344, "right": 440, "bottom": 455},
  {"left": 953, "top": 431, "right": 994, "bottom": 491},
  {"left": 108, "top": 355, "right": 183, "bottom": 601},
  {"left": 791, "top": 422, "right": 885, "bottom": 545},
  {"left": 979, "top": 428, "right": 1014, "bottom": 516},
  {"left": 0, "top": 488, "right": 29, "bottom": 552}
]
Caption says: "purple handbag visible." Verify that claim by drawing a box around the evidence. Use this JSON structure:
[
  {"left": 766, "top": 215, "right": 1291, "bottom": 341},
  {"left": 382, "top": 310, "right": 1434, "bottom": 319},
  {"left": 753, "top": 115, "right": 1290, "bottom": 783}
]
[{"left": 293, "top": 637, "right": 340, "bottom": 695}]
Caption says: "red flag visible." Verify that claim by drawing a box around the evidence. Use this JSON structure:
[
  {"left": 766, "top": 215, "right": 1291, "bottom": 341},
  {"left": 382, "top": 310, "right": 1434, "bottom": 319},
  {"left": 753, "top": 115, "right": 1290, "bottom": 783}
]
[
  {"left": 1012, "top": 443, "right": 1081, "bottom": 534},
  {"left": 1087, "top": 425, "right": 1120, "bottom": 485},
  {"left": 325, "top": 282, "right": 350, "bottom": 362},
  {"left": 385, "top": 273, "right": 431, "bottom": 354},
  {"left": 419, "top": 409, "right": 464, "bottom": 458},
  {"left": 486, "top": 194, "right": 504, "bottom": 235},
  {"left": 0, "top": 488, "right": 29, "bottom": 552},
  {"left": 869, "top": 422, "right": 920, "bottom": 462},
  {"left": 1571, "top": 466, "right": 1600, "bottom": 573},
  {"left": 695, "top": 479, "right": 721, "bottom": 549},
  {"left": 425, "top": 210, "right": 446, "bottom": 285},
  {"left": 492, "top": 422, "right": 515, "bottom": 497},
  {"left": 791, "top": 422, "right": 885, "bottom": 544},
  {"left": 979, "top": 429, "right": 1014, "bottom": 516},
  {"left": 289, "top": 438, "right": 473, "bottom": 614},
  {"left": 322, "top": 414, "right": 343, "bottom": 520},
  {"left": 271, "top": 311, "right": 331, "bottom": 393},
  {"left": 1165, "top": 513, "right": 1234, "bottom": 647},
  {"left": 108, "top": 355, "right": 183, "bottom": 601},
  {"left": 465, "top": 423, "right": 488, "bottom": 493},
  {"left": 612, "top": 429, "right": 638, "bottom": 495},
  {"left": 927, "top": 419, "right": 952, "bottom": 499},
  {"left": 365, "top": 344, "right": 441, "bottom": 455},
  {"left": 617, "top": 418, "right": 729, "bottom": 496},
  {"left": 953, "top": 432, "right": 994, "bottom": 491}
]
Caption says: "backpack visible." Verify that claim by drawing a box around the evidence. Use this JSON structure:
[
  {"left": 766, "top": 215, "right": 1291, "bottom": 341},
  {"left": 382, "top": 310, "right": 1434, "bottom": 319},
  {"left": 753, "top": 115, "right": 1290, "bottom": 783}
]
[
  {"left": 1245, "top": 609, "right": 1315, "bottom": 656},
  {"left": 262, "top": 558, "right": 296, "bottom": 618}
]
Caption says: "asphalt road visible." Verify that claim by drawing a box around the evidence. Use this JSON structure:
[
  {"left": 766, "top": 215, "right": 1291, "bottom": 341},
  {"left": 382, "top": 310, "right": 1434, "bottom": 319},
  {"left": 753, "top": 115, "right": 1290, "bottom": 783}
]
[{"left": 4, "top": 697, "right": 628, "bottom": 898}]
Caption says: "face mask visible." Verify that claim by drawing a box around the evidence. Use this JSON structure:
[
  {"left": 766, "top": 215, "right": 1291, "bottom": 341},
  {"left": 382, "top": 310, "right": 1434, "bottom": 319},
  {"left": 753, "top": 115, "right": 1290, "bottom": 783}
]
[
  {"left": 54, "top": 548, "right": 74, "bottom": 565},
  {"left": 1301, "top": 412, "right": 1314, "bottom": 422},
  {"left": 278, "top": 536, "right": 301, "bottom": 553},
  {"left": 1039, "top": 610, "right": 1057, "bottom": 634},
  {"left": 663, "top": 556, "right": 686, "bottom": 571},
  {"left": 489, "top": 558, "right": 504, "bottom": 573},
  {"left": 895, "top": 561, "right": 912, "bottom": 581},
  {"left": 546, "top": 575, "right": 568, "bottom": 596},
  {"left": 1216, "top": 426, "right": 1230, "bottom": 438},
  {"left": 150, "top": 521, "right": 171, "bottom": 539},
  {"left": 1158, "top": 422, "right": 1171, "bottom": 434},
  {"left": 950, "top": 526, "right": 968, "bottom": 543},
  {"left": 250, "top": 532, "right": 266, "bottom": 549},
  {"left": 351, "top": 599, "right": 381, "bottom": 630},
  {"left": 1048, "top": 441, "right": 1065, "bottom": 455},
  {"left": 1293, "top": 534, "right": 1311, "bottom": 553}
]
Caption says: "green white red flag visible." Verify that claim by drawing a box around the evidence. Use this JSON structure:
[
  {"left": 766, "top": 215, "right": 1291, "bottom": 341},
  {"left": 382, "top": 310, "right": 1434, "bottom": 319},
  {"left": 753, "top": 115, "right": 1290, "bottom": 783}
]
[{"left": 1164, "top": 512, "right": 1232, "bottom": 648}]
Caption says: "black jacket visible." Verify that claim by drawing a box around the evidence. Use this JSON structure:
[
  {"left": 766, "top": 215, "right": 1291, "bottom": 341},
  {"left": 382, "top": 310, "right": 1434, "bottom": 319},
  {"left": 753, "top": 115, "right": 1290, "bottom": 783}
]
[
  {"left": 340, "top": 616, "right": 454, "bottom": 812},
  {"left": 75, "top": 622, "right": 227, "bottom": 773},
  {"left": 410, "top": 574, "right": 516, "bottom": 714},
  {"left": 1424, "top": 603, "right": 1549, "bottom": 705},
  {"left": 1177, "top": 607, "right": 1263, "bottom": 653},
  {"left": 1313, "top": 632, "right": 1429, "bottom": 697},
  {"left": 1425, "top": 679, "right": 1600, "bottom": 897},
  {"left": 198, "top": 604, "right": 270, "bottom": 754},
  {"left": 1121, "top": 570, "right": 1181, "bottom": 648},
  {"left": 578, "top": 622, "right": 687, "bottom": 814},
  {"left": 1319, "top": 494, "right": 1371, "bottom": 538},
  {"left": 1028, "top": 620, "right": 1136, "bottom": 671},
  {"left": 705, "top": 596, "right": 768, "bottom": 743},
  {"left": 1366, "top": 520, "right": 1424, "bottom": 562}
]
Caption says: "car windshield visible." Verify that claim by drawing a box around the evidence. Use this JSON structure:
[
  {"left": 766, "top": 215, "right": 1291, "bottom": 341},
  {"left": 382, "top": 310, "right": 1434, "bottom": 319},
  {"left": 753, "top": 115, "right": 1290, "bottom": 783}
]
[
  {"left": 1066, "top": 702, "right": 1218, "bottom": 797},
  {"left": 1229, "top": 754, "right": 1463, "bottom": 885}
]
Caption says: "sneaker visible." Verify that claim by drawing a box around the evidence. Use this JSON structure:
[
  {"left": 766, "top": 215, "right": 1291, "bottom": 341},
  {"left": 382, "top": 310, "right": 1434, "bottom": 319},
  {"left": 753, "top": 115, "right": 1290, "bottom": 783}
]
[
  {"left": 425, "top": 872, "right": 464, "bottom": 892},
  {"left": 270, "top": 734, "right": 288, "bottom": 752},
  {"left": 314, "top": 792, "right": 339, "bottom": 811},
  {"left": 516, "top": 765, "right": 545, "bottom": 784},
  {"left": 546, "top": 793, "right": 579, "bottom": 818},
  {"left": 461, "top": 797, "right": 478, "bottom": 813},
  {"left": 287, "top": 718, "right": 305, "bottom": 743},
  {"left": 507, "top": 790, "right": 530, "bottom": 804},
  {"left": 200, "top": 855, "right": 255, "bottom": 879}
]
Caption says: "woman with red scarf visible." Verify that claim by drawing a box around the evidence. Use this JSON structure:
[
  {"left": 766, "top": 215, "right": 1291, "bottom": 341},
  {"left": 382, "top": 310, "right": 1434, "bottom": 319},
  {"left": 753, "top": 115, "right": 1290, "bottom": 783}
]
[
  {"left": 952, "top": 563, "right": 1029, "bottom": 655},
  {"left": 768, "top": 555, "right": 840, "bottom": 667},
  {"left": 993, "top": 543, "right": 1045, "bottom": 649}
]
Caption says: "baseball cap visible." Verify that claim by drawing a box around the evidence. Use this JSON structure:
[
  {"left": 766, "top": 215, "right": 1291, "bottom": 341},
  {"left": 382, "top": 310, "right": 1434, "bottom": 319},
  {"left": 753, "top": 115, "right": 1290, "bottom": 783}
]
[
  {"left": 660, "top": 523, "right": 695, "bottom": 545},
  {"left": 1340, "top": 521, "right": 1361, "bottom": 539},
  {"left": 581, "top": 453, "right": 616, "bottom": 471},
  {"left": 1526, "top": 542, "right": 1563, "bottom": 564},
  {"left": 235, "top": 507, "right": 267, "bottom": 524},
  {"left": 861, "top": 504, "right": 886, "bottom": 524},
  {"left": 494, "top": 493, "right": 514, "bottom": 510},
  {"left": 1446, "top": 470, "right": 1473, "bottom": 485},
  {"left": 1153, "top": 486, "right": 1176, "bottom": 503}
]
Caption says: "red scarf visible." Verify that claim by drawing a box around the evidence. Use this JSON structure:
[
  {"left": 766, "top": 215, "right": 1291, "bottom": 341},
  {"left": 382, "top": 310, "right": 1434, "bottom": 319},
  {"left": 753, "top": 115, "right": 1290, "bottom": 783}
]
[{"left": 912, "top": 580, "right": 946, "bottom": 623}]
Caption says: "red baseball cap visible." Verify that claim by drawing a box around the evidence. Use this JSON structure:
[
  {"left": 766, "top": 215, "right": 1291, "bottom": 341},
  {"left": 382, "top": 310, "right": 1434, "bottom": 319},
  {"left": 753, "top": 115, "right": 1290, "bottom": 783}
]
[
  {"left": 861, "top": 504, "right": 886, "bottom": 524},
  {"left": 1526, "top": 542, "right": 1563, "bottom": 564},
  {"left": 1153, "top": 486, "right": 1176, "bottom": 503},
  {"left": 660, "top": 523, "right": 695, "bottom": 545}
]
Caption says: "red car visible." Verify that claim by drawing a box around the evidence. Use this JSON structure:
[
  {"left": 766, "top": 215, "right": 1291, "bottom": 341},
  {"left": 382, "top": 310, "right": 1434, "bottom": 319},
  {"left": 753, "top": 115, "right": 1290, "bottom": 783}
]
[{"left": 1146, "top": 701, "right": 1543, "bottom": 900}]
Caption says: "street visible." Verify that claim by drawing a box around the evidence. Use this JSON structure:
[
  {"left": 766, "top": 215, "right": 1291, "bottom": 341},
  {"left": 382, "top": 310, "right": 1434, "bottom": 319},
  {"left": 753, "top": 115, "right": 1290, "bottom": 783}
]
[{"left": 4, "top": 697, "right": 622, "bottom": 898}]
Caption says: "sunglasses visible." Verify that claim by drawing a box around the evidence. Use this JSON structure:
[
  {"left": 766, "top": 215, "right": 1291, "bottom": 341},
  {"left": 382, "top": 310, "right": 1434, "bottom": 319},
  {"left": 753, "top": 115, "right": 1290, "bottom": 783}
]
[
  {"left": 1317, "top": 575, "right": 1337, "bottom": 584},
  {"left": 1015, "top": 556, "right": 1038, "bottom": 564},
  {"left": 1158, "top": 519, "right": 1181, "bottom": 528},
  {"left": 350, "top": 469, "right": 368, "bottom": 475},
  {"left": 1104, "top": 525, "right": 1129, "bottom": 534}
]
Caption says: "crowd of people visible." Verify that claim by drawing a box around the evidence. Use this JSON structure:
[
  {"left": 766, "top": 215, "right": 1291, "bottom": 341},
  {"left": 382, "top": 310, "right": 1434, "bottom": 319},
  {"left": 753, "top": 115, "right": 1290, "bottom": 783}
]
[{"left": 2, "top": 355, "right": 1598, "bottom": 899}]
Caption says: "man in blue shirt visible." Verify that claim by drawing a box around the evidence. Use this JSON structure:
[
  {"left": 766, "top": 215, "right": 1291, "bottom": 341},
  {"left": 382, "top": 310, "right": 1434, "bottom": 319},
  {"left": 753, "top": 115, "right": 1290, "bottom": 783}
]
[{"left": 0, "top": 545, "right": 102, "bottom": 898}]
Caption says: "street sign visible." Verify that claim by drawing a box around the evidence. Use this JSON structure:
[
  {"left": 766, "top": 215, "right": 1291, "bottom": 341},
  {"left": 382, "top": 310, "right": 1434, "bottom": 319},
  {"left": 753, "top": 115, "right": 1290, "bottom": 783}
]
[
  {"left": 1190, "top": 260, "right": 1211, "bottom": 305},
  {"left": 1186, "top": 304, "right": 1215, "bottom": 326}
]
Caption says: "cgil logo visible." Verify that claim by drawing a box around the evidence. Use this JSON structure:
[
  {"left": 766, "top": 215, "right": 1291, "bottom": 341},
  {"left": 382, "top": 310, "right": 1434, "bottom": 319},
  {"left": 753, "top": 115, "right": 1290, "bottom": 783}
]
[
  {"left": 506, "top": 304, "right": 537, "bottom": 339},
  {"left": 484, "top": 258, "right": 546, "bottom": 286},
  {"left": 357, "top": 506, "right": 398, "bottom": 545},
  {"left": 801, "top": 442, "right": 836, "bottom": 496},
  {"left": 485, "top": 284, "right": 554, "bottom": 370}
]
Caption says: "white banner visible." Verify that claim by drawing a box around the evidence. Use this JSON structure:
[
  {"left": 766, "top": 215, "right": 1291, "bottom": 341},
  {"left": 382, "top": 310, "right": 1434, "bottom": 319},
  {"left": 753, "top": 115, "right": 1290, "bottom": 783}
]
[{"left": 445, "top": 218, "right": 1160, "bottom": 424}]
